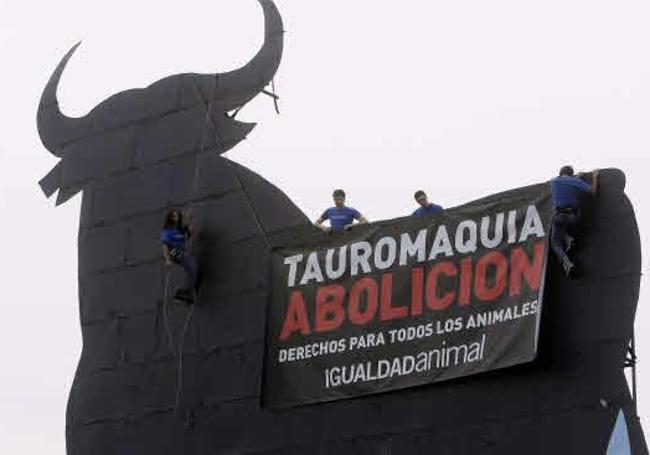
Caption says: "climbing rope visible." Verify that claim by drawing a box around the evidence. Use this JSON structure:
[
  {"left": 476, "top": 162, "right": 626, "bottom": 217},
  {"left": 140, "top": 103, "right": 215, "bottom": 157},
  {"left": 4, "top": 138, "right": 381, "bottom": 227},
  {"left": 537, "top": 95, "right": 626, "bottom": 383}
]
[
  {"left": 164, "top": 72, "right": 279, "bottom": 415},
  {"left": 162, "top": 271, "right": 176, "bottom": 356},
  {"left": 174, "top": 303, "right": 194, "bottom": 412},
  {"left": 166, "top": 73, "right": 220, "bottom": 414},
  {"left": 190, "top": 76, "right": 279, "bottom": 249},
  {"left": 264, "top": 78, "right": 280, "bottom": 114}
]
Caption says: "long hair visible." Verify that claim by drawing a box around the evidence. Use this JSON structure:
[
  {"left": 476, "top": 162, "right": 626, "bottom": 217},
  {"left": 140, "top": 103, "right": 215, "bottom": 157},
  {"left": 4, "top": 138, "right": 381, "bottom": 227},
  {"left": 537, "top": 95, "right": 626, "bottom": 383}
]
[{"left": 163, "top": 209, "right": 183, "bottom": 230}]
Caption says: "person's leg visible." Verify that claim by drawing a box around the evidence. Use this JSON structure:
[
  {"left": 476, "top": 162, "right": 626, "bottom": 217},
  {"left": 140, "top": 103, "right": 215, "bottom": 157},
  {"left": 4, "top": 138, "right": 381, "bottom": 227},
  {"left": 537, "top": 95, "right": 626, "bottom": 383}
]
[
  {"left": 563, "top": 210, "right": 580, "bottom": 252},
  {"left": 551, "top": 213, "right": 575, "bottom": 276},
  {"left": 179, "top": 253, "right": 199, "bottom": 292},
  {"left": 551, "top": 213, "right": 569, "bottom": 261}
]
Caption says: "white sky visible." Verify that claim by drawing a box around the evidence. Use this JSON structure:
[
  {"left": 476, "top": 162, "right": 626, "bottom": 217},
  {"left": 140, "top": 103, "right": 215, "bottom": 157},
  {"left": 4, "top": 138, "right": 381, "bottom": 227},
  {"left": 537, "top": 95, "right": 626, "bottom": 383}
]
[{"left": 1, "top": 0, "right": 649, "bottom": 453}]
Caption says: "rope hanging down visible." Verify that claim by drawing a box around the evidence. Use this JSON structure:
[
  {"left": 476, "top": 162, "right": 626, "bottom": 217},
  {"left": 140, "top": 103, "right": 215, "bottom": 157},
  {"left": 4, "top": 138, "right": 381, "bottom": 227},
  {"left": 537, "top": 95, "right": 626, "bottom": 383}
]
[
  {"left": 191, "top": 78, "right": 279, "bottom": 249},
  {"left": 163, "top": 73, "right": 219, "bottom": 413},
  {"left": 162, "top": 272, "right": 176, "bottom": 356},
  {"left": 164, "top": 72, "right": 281, "bottom": 414}
]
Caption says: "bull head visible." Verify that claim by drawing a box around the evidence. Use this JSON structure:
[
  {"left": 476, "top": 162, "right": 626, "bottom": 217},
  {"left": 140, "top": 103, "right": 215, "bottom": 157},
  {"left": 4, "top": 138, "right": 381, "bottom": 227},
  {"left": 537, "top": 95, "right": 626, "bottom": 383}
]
[{"left": 38, "top": 0, "right": 283, "bottom": 205}]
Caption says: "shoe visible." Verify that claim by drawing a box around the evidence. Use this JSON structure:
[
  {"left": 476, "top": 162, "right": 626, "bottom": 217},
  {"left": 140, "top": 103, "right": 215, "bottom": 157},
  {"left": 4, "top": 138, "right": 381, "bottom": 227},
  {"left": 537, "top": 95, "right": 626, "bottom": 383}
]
[
  {"left": 565, "top": 236, "right": 578, "bottom": 254},
  {"left": 561, "top": 257, "right": 576, "bottom": 278}
]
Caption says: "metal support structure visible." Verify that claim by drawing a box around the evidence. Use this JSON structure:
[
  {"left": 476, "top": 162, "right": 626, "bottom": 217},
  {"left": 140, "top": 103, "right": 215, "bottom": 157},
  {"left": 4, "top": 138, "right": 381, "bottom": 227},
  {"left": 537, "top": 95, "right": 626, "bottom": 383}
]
[{"left": 624, "top": 331, "right": 639, "bottom": 416}]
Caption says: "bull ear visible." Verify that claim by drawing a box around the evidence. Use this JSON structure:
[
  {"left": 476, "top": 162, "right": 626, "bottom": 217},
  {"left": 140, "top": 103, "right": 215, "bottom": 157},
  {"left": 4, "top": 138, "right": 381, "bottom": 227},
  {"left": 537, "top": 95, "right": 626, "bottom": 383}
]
[
  {"left": 37, "top": 42, "right": 83, "bottom": 156},
  {"left": 39, "top": 162, "right": 62, "bottom": 198}
]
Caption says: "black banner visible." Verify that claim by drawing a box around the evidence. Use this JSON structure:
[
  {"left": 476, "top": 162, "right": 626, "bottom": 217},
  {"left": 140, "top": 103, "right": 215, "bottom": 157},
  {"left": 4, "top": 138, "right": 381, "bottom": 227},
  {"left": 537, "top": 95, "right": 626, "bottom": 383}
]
[{"left": 263, "top": 184, "right": 553, "bottom": 408}]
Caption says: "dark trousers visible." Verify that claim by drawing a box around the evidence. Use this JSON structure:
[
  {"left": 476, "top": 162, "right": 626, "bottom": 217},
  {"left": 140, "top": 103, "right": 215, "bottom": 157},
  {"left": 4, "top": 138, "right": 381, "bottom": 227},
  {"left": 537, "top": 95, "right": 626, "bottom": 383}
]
[
  {"left": 550, "top": 208, "right": 580, "bottom": 263},
  {"left": 173, "top": 252, "right": 201, "bottom": 292}
]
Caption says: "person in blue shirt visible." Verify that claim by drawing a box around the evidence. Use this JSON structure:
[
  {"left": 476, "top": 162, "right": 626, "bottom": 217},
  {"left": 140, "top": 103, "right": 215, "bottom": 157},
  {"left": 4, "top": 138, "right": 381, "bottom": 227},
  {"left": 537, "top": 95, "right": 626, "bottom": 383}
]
[
  {"left": 412, "top": 190, "right": 444, "bottom": 217},
  {"left": 550, "top": 165, "right": 599, "bottom": 277},
  {"left": 315, "top": 189, "right": 368, "bottom": 232},
  {"left": 161, "top": 208, "right": 201, "bottom": 303}
]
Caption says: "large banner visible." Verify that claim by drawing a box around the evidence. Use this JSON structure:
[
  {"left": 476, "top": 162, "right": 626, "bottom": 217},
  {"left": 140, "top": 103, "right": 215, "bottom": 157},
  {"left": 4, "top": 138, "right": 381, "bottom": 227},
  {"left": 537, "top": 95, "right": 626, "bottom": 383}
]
[{"left": 263, "top": 184, "right": 552, "bottom": 408}]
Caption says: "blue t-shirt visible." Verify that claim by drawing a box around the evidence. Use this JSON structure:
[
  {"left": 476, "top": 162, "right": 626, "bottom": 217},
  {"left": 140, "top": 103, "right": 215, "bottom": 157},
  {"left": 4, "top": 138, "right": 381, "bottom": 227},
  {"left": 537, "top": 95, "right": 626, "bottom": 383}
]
[
  {"left": 321, "top": 206, "right": 362, "bottom": 232},
  {"left": 161, "top": 227, "right": 189, "bottom": 259},
  {"left": 550, "top": 176, "right": 592, "bottom": 209},
  {"left": 412, "top": 203, "right": 443, "bottom": 217}
]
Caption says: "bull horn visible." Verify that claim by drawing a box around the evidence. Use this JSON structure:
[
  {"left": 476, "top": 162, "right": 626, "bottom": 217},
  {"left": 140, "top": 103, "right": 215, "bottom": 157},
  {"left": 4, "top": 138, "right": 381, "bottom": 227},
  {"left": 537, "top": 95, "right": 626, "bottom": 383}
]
[
  {"left": 37, "top": 41, "right": 83, "bottom": 156},
  {"left": 196, "top": 0, "right": 284, "bottom": 110}
]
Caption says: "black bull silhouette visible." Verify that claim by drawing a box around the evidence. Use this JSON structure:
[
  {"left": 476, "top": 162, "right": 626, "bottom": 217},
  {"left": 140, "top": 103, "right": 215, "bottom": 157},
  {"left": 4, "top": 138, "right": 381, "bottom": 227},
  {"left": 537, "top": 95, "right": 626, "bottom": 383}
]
[
  {"left": 38, "top": 1, "right": 310, "bottom": 452},
  {"left": 37, "top": 1, "right": 646, "bottom": 453}
]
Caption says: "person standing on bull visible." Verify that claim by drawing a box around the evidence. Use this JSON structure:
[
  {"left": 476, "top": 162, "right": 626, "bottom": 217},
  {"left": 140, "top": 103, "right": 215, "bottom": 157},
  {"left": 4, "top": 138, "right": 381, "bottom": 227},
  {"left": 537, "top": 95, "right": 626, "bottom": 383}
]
[
  {"left": 315, "top": 189, "right": 368, "bottom": 232},
  {"left": 161, "top": 208, "right": 201, "bottom": 303},
  {"left": 550, "top": 165, "right": 599, "bottom": 277},
  {"left": 412, "top": 190, "right": 444, "bottom": 217}
]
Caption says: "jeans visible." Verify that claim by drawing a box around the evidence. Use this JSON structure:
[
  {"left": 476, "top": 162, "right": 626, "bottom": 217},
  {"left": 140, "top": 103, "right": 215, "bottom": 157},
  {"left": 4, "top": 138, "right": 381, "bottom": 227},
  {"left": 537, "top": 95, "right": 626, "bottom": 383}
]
[
  {"left": 550, "top": 208, "right": 580, "bottom": 263},
  {"left": 173, "top": 252, "right": 201, "bottom": 292}
]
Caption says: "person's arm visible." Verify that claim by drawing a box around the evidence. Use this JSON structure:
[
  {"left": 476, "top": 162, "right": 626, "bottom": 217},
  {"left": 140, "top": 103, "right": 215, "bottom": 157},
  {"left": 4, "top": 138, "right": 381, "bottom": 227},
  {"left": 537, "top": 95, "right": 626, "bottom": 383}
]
[
  {"left": 576, "top": 172, "right": 596, "bottom": 196},
  {"left": 345, "top": 211, "right": 368, "bottom": 230},
  {"left": 591, "top": 169, "right": 600, "bottom": 195},
  {"left": 162, "top": 244, "right": 173, "bottom": 266},
  {"left": 315, "top": 211, "right": 331, "bottom": 232}
]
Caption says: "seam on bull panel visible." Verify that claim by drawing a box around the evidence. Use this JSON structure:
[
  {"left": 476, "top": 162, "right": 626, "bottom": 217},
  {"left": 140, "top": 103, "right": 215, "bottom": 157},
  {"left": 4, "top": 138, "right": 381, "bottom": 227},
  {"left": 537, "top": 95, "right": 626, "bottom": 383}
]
[
  {"left": 81, "top": 221, "right": 300, "bottom": 275},
  {"left": 80, "top": 284, "right": 266, "bottom": 326},
  {"left": 76, "top": 337, "right": 264, "bottom": 379}
]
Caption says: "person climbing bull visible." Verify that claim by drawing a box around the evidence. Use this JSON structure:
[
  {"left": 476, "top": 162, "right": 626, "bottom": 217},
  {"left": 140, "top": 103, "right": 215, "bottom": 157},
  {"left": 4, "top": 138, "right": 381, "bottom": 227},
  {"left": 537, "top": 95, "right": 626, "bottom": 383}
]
[
  {"left": 161, "top": 208, "right": 201, "bottom": 303},
  {"left": 315, "top": 189, "right": 369, "bottom": 233},
  {"left": 549, "top": 165, "right": 599, "bottom": 277}
]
